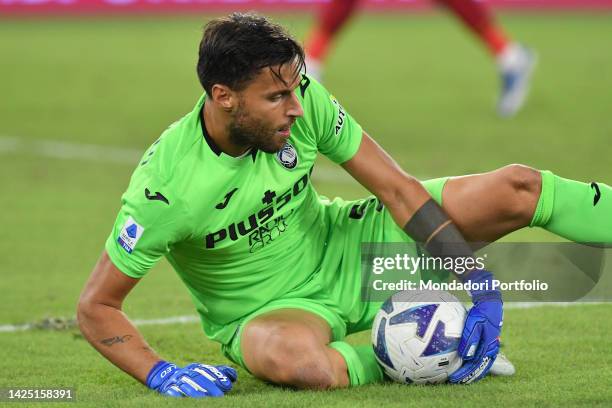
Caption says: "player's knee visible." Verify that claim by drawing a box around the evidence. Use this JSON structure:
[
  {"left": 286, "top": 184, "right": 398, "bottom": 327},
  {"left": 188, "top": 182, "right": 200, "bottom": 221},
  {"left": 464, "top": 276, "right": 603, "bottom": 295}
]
[
  {"left": 498, "top": 164, "right": 542, "bottom": 221},
  {"left": 280, "top": 354, "right": 337, "bottom": 390},
  {"left": 500, "top": 164, "right": 541, "bottom": 193},
  {"left": 254, "top": 325, "right": 337, "bottom": 389}
]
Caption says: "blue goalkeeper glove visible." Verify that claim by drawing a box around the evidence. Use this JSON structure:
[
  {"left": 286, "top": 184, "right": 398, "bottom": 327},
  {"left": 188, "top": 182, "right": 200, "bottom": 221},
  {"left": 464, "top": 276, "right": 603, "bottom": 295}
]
[
  {"left": 146, "top": 360, "right": 237, "bottom": 397},
  {"left": 449, "top": 270, "right": 503, "bottom": 385}
]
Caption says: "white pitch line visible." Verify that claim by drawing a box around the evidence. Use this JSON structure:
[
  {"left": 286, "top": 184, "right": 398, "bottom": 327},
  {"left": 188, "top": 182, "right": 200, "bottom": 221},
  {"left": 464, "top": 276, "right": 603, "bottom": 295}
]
[
  {"left": 0, "top": 323, "right": 31, "bottom": 333},
  {"left": 0, "top": 136, "right": 20, "bottom": 152},
  {"left": 0, "top": 135, "right": 357, "bottom": 184},
  {"left": 132, "top": 315, "right": 200, "bottom": 326},
  {"left": 0, "top": 315, "right": 201, "bottom": 334},
  {"left": 0, "top": 135, "right": 144, "bottom": 165},
  {"left": 0, "top": 302, "right": 607, "bottom": 334}
]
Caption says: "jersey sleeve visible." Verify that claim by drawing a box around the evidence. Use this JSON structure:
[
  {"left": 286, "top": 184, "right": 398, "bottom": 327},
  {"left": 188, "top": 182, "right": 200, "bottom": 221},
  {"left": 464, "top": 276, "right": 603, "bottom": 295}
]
[
  {"left": 302, "top": 76, "right": 363, "bottom": 164},
  {"left": 105, "top": 167, "right": 190, "bottom": 279}
]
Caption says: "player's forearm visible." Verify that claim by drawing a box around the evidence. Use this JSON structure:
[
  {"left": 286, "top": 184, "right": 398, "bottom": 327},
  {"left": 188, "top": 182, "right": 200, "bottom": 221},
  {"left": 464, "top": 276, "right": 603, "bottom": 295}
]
[
  {"left": 385, "top": 178, "right": 479, "bottom": 280},
  {"left": 77, "top": 301, "right": 161, "bottom": 383},
  {"left": 380, "top": 176, "right": 432, "bottom": 228}
]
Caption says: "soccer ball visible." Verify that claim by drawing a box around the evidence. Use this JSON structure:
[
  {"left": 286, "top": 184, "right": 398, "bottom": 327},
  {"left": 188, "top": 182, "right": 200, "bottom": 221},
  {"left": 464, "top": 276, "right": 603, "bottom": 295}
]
[{"left": 371, "top": 290, "right": 466, "bottom": 385}]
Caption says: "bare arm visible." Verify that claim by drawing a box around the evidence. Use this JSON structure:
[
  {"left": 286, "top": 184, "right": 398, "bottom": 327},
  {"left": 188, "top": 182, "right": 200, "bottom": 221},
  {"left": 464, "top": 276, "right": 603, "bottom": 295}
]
[
  {"left": 342, "top": 132, "right": 432, "bottom": 227},
  {"left": 342, "top": 131, "right": 479, "bottom": 277},
  {"left": 77, "top": 251, "right": 160, "bottom": 384}
]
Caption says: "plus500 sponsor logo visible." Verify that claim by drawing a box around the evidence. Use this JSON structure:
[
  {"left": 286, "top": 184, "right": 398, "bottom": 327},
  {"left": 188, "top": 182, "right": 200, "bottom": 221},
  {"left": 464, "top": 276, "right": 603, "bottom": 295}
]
[{"left": 204, "top": 173, "right": 308, "bottom": 249}]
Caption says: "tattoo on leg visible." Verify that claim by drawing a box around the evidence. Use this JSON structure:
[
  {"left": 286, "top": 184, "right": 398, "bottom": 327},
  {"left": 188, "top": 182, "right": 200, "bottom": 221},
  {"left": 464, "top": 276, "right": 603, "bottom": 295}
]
[{"left": 100, "top": 334, "right": 134, "bottom": 347}]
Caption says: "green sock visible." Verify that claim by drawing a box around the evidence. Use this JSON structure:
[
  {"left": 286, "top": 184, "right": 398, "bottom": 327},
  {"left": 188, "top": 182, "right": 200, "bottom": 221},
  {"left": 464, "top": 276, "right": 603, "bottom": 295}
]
[
  {"left": 329, "top": 342, "right": 384, "bottom": 386},
  {"left": 531, "top": 171, "right": 612, "bottom": 243}
]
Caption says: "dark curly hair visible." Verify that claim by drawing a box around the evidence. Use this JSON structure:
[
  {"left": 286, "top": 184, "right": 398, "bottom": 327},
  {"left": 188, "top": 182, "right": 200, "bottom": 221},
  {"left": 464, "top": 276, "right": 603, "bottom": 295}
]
[{"left": 197, "top": 13, "right": 305, "bottom": 95}]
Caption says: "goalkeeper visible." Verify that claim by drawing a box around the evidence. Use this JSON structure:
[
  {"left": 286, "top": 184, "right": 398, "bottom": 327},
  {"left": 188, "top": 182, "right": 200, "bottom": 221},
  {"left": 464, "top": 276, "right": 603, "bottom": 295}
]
[{"left": 77, "top": 13, "right": 612, "bottom": 396}]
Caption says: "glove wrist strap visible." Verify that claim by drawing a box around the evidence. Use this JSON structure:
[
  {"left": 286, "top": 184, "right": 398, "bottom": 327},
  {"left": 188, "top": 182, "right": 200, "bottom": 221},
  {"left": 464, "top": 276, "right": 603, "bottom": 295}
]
[
  {"left": 465, "top": 270, "right": 502, "bottom": 303},
  {"left": 146, "top": 360, "right": 177, "bottom": 391}
]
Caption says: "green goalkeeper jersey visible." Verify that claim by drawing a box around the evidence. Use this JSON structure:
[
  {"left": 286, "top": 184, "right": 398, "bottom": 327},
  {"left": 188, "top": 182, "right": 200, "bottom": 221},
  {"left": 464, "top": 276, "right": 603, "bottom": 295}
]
[{"left": 105, "top": 76, "right": 363, "bottom": 343}]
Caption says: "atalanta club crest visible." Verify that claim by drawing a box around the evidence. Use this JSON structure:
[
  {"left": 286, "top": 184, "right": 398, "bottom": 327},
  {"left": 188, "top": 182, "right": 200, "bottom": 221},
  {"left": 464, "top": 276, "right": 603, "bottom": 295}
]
[{"left": 276, "top": 142, "right": 298, "bottom": 170}]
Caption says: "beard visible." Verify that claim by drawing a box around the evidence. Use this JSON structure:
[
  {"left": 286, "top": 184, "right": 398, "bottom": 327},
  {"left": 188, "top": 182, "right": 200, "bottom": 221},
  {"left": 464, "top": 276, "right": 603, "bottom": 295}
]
[{"left": 227, "top": 103, "right": 289, "bottom": 154}]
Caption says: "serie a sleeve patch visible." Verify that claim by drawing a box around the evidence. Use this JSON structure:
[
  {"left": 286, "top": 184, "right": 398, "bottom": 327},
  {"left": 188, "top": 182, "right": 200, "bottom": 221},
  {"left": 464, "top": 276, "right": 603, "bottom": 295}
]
[{"left": 117, "top": 216, "right": 145, "bottom": 254}]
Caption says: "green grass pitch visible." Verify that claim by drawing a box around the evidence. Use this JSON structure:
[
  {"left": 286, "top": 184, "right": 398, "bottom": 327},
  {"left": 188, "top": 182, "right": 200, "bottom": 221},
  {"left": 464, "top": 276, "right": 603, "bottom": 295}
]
[{"left": 1, "top": 12, "right": 611, "bottom": 407}]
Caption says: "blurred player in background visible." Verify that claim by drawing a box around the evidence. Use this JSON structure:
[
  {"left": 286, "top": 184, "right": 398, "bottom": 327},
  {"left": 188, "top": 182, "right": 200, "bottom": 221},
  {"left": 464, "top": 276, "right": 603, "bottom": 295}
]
[{"left": 304, "top": 0, "right": 537, "bottom": 117}]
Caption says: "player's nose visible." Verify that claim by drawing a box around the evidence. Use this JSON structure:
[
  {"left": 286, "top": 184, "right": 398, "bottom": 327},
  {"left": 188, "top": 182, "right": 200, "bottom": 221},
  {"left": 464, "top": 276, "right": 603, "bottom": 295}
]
[{"left": 287, "top": 92, "right": 304, "bottom": 118}]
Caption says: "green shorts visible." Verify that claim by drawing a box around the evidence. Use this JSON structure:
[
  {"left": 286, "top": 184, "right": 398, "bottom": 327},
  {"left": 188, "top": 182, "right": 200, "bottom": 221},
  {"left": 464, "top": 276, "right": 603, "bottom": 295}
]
[{"left": 221, "top": 177, "right": 450, "bottom": 370}]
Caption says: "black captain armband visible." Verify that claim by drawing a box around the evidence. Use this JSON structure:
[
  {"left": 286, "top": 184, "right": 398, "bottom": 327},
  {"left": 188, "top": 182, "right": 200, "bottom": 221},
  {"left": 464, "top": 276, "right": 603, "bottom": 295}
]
[{"left": 403, "top": 199, "right": 477, "bottom": 280}]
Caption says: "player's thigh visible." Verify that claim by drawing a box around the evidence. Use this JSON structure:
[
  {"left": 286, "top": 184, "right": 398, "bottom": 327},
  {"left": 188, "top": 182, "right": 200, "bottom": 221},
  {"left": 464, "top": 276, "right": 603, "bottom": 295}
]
[
  {"left": 241, "top": 309, "right": 333, "bottom": 380},
  {"left": 441, "top": 165, "right": 541, "bottom": 243}
]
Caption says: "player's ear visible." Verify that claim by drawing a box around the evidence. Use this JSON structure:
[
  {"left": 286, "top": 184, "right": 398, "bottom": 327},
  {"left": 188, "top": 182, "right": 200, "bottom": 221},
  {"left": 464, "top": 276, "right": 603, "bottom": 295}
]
[{"left": 210, "top": 84, "right": 235, "bottom": 112}]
